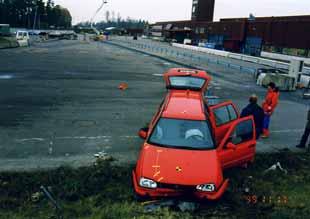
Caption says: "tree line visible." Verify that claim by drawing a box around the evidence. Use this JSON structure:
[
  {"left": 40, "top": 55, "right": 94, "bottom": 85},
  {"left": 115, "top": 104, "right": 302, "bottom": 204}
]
[
  {"left": 0, "top": 0, "right": 72, "bottom": 29},
  {"left": 76, "top": 10, "right": 148, "bottom": 30}
]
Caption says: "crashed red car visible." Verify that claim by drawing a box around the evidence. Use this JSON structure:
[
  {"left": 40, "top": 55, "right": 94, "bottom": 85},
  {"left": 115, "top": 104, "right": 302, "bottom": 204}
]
[{"left": 132, "top": 68, "right": 256, "bottom": 200}]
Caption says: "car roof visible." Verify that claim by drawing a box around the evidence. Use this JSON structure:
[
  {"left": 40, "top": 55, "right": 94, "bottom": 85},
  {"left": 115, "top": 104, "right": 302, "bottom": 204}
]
[{"left": 162, "top": 90, "right": 206, "bottom": 121}]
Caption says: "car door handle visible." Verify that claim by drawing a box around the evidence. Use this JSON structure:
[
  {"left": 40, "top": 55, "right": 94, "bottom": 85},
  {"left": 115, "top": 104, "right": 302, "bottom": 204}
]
[{"left": 248, "top": 144, "right": 255, "bottom": 148}]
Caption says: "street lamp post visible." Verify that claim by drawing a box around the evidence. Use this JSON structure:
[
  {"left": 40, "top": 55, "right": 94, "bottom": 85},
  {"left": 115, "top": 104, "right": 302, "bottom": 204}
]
[{"left": 90, "top": 0, "right": 108, "bottom": 28}]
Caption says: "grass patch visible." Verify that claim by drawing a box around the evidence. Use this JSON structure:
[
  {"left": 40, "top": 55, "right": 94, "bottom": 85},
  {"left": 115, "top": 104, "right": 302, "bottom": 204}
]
[
  {"left": 0, "top": 36, "right": 18, "bottom": 48},
  {"left": 0, "top": 152, "right": 309, "bottom": 219}
]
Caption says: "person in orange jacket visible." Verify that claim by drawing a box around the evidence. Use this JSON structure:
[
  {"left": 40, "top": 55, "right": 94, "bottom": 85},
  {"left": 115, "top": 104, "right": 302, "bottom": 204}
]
[{"left": 261, "top": 82, "right": 280, "bottom": 138}]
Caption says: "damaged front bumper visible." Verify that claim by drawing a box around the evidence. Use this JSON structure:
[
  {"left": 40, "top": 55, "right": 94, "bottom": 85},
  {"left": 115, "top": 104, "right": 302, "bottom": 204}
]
[{"left": 132, "top": 170, "right": 229, "bottom": 200}]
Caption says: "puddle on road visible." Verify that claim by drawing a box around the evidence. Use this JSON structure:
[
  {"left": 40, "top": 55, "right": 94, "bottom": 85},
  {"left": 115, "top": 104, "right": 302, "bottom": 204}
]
[{"left": 0, "top": 74, "right": 14, "bottom": 80}]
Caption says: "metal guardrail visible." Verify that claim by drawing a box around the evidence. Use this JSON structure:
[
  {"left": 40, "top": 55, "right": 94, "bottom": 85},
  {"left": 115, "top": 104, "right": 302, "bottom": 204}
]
[{"left": 110, "top": 38, "right": 257, "bottom": 75}]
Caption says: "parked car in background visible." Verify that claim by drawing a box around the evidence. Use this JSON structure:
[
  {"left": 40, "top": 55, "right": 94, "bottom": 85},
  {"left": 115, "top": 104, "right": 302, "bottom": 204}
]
[{"left": 16, "top": 30, "right": 30, "bottom": 47}]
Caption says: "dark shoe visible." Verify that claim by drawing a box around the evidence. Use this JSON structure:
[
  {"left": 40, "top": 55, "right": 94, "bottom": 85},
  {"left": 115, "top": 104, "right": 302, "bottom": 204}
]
[{"left": 296, "top": 144, "right": 305, "bottom": 148}]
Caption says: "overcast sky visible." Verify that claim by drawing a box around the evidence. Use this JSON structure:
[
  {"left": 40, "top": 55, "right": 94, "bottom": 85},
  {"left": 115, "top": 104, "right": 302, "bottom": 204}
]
[{"left": 54, "top": 0, "right": 310, "bottom": 24}]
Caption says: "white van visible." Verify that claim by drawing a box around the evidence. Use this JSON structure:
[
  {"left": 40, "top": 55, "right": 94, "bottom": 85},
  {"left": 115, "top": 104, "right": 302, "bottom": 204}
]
[{"left": 16, "top": 31, "right": 30, "bottom": 47}]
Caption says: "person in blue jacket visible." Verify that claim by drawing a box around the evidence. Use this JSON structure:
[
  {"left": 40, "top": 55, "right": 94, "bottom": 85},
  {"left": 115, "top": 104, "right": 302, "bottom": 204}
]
[{"left": 241, "top": 95, "right": 265, "bottom": 139}]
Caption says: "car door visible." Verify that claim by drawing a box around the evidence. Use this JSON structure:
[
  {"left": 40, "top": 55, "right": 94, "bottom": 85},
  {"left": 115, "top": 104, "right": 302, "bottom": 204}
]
[
  {"left": 209, "top": 101, "right": 239, "bottom": 145},
  {"left": 217, "top": 116, "right": 256, "bottom": 169}
]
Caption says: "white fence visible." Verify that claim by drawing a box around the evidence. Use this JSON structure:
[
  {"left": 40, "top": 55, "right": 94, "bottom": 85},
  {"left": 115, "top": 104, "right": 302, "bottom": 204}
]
[
  {"left": 172, "top": 43, "right": 310, "bottom": 75},
  {"left": 261, "top": 51, "right": 310, "bottom": 66}
]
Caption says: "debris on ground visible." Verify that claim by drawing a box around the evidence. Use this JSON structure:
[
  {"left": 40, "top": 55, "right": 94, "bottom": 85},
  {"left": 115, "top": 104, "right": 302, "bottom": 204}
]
[
  {"left": 263, "top": 162, "right": 288, "bottom": 175},
  {"left": 142, "top": 200, "right": 199, "bottom": 213},
  {"left": 178, "top": 201, "right": 199, "bottom": 212},
  {"left": 94, "top": 151, "right": 108, "bottom": 159},
  {"left": 143, "top": 200, "right": 175, "bottom": 213},
  {"left": 0, "top": 179, "right": 8, "bottom": 187},
  {"left": 241, "top": 176, "right": 254, "bottom": 194},
  {"left": 31, "top": 192, "right": 42, "bottom": 203},
  {"left": 118, "top": 82, "right": 128, "bottom": 90},
  {"left": 94, "top": 151, "right": 115, "bottom": 164}
]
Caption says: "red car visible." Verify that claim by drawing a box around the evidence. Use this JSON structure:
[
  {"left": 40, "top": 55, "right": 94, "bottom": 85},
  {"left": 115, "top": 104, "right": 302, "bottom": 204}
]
[{"left": 132, "top": 68, "right": 256, "bottom": 200}]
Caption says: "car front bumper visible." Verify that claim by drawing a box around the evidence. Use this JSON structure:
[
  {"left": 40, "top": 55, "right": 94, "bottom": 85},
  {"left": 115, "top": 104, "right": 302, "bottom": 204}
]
[{"left": 132, "top": 170, "right": 229, "bottom": 200}]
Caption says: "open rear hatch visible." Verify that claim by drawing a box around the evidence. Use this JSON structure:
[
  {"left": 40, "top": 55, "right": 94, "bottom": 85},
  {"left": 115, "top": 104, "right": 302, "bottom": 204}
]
[{"left": 164, "top": 68, "right": 212, "bottom": 91}]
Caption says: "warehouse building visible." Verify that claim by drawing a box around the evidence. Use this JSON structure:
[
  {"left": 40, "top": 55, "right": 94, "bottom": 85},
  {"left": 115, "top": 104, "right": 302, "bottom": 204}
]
[{"left": 150, "top": 0, "right": 310, "bottom": 57}]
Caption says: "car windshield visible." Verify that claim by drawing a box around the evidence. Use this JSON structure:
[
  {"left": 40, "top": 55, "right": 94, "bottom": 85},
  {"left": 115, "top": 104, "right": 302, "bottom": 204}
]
[
  {"left": 148, "top": 118, "right": 215, "bottom": 150},
  {"left": 169, "top": 76, "right": 206, "bottom": 90}
]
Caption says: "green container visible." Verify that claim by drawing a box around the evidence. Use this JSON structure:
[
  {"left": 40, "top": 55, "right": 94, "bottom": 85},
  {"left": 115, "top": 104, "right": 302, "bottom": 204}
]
[{"left": 0, "top": 24, "right": 10, "bottom": 36}]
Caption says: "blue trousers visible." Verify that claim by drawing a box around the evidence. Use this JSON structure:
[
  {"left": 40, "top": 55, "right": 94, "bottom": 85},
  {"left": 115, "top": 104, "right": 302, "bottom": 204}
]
[{"left": 263, "top": 115, "right": 271, "bottom": 130}]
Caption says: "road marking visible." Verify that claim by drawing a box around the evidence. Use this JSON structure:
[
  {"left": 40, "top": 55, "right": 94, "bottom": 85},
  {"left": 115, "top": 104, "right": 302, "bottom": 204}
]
[
  {"left": 0, "top": 75, "right": 14, "bottom": 80},
  {"left": 270, "top": 129, "right": 303, "bottom": 133},
  {"left": 15, "top": 130, "right": 302, "bottom": 142},
  {"left": 163, "top": 62, "right": 171, "bottom": 65},
  {"left": 211, "top": 81, "right": 221, "bottom": 86},
  {"left": 16, "top": 138, "right": 45, "bottom": 142},
  {"left": 152, "top": 74, "right": 163, "bottom": 77},
  {"left": 57, "top": 136, "right": 111, "bottom": 140},
  {"left": 15, "top": 135, "right": 138, "bottom": 142}
]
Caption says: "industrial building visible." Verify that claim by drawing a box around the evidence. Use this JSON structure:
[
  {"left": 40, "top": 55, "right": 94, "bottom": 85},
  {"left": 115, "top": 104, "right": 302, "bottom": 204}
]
[{"left": 150, "top": 0, "right": 310, "bottom": 57}]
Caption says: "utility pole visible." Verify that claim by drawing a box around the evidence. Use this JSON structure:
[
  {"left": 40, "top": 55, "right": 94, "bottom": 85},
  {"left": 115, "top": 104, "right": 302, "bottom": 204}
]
[
  {"left": 38, "top": 15, "right": 40, "bottom": 30},
  {"left": 33, "top": 6, "right": 38, "bottom": 32}
]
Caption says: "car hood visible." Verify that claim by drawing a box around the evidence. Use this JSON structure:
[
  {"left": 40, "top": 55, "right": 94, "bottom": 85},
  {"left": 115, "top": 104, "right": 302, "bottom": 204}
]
[{"left": 138, "top": 143, "right": 223, "bottom": 186}]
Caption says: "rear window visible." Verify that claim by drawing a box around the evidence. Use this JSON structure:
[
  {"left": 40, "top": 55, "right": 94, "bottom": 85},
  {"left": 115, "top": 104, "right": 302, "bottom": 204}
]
[{"left": 169, "top": 76, "right": 206, "bottom": 90}]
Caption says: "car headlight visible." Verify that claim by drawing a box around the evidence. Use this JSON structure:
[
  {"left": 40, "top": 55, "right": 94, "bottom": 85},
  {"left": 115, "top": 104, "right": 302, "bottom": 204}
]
[
  {"left": 196, "top": 184, "right": 216, "bottom": 192},
  {"left": 139, "top": 177, "right": 157, "bottom": 189}
]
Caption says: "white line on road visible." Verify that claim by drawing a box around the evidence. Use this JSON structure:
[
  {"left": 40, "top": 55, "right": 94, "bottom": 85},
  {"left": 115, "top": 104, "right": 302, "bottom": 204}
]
[
  {"left": 57, "top": 136, "right": 111, "bottom": 140},
  {"left": 163, "top": 62, "right": 171, "bottom": 65},
  {"left": 16, "top": 135, "right": 139, "bottom": 142},
  {"left": 152, "top": 74, "right": 163, "bottom": 77},
  {"left": 16, "top": 138, "right": 45, "bottom": 142},
  {"left": 15, "top": 129, "right": 302, "bottom": 142},
  {"left": 0, "top": 75, "right": 14, "bottom": 80},
  {"left": 270, "top": 129, "right": 303, "bottom": 133}
]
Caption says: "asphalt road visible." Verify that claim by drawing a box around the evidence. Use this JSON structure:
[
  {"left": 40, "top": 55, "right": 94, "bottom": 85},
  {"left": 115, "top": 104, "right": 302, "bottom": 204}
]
[{"left": 0, "top": 39, "right": 308, "bottom": 171}]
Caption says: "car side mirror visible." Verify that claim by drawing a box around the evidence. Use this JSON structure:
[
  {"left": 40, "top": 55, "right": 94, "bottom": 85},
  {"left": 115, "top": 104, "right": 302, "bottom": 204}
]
[
  {"left": 226, "top": 142, "right": 237, "bottom": 150},
  {"left": 138, "top": 128, "right": 149, "bottom": 139}
]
